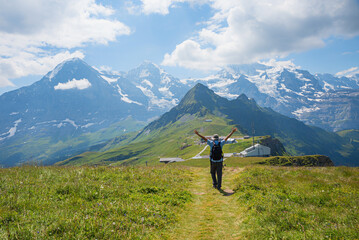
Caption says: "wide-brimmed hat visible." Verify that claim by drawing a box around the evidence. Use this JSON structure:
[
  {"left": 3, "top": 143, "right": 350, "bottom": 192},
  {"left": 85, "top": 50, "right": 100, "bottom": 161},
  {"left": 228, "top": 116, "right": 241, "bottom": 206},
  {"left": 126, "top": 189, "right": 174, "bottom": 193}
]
[{"left": 213, "top": 134, "right": 219, "bottom": 140}]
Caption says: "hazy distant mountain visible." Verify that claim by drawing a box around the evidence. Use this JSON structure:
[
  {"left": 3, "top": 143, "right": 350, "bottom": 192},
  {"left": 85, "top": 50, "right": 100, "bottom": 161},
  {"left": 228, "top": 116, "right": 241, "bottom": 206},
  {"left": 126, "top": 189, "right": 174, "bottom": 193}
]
[{"left": 0, "top": 58, "right": 188, "bottom": 167}]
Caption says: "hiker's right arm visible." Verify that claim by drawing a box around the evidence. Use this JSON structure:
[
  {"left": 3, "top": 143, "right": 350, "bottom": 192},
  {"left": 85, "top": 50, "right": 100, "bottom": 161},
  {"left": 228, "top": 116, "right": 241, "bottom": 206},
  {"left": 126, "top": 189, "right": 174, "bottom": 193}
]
[{"left": 194, "top": 130, "right": 208, "bottom": 141}]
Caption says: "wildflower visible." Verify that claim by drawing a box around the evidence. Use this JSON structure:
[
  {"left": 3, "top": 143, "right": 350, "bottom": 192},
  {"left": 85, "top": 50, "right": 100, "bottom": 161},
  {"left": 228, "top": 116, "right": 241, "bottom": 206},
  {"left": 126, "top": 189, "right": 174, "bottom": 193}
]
[{"left": 113, "top": 222, "right": 116, "bottom": 225}]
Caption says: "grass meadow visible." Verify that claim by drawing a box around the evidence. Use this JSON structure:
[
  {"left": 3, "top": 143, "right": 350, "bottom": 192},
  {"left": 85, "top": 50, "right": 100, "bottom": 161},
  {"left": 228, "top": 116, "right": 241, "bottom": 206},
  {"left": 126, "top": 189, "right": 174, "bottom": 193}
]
[
  {"left": 1, "top": 159, "right": 358, "bottom": 239},
  {"left": 0, "top": 166, "right": 192, "bottom": 239},
  {"left": 234, "top": 166, "right": 359, "bottom": 239}
]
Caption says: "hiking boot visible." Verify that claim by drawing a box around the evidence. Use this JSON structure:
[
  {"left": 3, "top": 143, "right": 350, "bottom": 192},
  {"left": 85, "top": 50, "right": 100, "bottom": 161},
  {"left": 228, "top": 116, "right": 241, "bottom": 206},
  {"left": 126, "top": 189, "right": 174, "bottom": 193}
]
[
  {"left": 217, "top": 186, "right": 221, "bottom": 190},
  {"left": 213, "top": 184, "right": 217, "bottom": 189}
]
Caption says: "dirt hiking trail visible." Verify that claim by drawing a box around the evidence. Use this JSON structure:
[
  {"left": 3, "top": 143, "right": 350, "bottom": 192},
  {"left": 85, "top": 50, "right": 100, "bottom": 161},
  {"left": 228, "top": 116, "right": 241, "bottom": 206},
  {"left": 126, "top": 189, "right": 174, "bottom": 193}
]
[{"left": 164, "top": 167, "right": 244, "bottom": 240}]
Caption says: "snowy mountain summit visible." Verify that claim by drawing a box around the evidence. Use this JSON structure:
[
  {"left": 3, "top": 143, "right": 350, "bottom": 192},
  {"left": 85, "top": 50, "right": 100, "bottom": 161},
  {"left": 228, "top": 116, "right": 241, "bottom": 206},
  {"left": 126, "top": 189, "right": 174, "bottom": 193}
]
[
  {"left": 186, "top": 60, "right": 359, "bottom": 131},
  {"left": 100, "top": 61, "right": 189, "bottom": 111},
  {"left": 0, "top": 59, "right": 188, "bottom": 166}
]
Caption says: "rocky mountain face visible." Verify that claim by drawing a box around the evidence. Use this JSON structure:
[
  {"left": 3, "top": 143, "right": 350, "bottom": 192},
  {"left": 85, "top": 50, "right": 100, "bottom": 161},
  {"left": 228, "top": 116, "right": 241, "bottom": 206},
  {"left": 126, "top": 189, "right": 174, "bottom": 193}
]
[
  {"left": 259, "top": 136, "right": 286, "bottom": 156},
  {"left": 295, "top": 89, "right": 359, "bottom": 131},
  {"left": 186, "top": 61, "right": 359, "bottom": 131},
  {"left": 100, "top": 61, "right": 189, "bottom": 112}
]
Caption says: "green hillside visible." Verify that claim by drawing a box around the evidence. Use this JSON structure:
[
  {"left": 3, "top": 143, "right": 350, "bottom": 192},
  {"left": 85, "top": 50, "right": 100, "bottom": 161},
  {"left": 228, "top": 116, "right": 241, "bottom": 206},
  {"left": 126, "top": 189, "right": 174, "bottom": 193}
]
[
  {"left": 57, "top": 114, "right": 251, "bottom": 166},
  {"left": 0, "top": 166, "right": 192, "bottom": 239},
  {"left": 0, "top": 117, "right": 145, "bottom": 167},
  {"left": 337, "top": 129, "right": 359, "bottom": 142}
]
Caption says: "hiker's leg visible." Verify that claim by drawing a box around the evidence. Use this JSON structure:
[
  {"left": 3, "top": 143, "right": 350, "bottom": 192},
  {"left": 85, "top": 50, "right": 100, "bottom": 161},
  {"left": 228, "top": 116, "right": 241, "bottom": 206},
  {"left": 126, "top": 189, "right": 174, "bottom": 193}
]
[
  {"left": 210, "top": 162, "right": 217, "bottom": 186},
  {"left": 217, "top": 162, "right": 223, "bottom": 189}
]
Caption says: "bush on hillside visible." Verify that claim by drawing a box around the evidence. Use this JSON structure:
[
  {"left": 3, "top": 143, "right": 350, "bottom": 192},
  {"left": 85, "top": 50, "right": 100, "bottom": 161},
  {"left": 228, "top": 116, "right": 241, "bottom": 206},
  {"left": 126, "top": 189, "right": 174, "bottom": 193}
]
[{"left": 260, "top": 155, "right": 334, "bottom": 166}]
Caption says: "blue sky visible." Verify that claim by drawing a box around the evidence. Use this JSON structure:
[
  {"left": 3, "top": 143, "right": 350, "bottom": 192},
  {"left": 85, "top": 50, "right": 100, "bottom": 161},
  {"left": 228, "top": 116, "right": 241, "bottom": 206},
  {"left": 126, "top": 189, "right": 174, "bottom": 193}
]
[{"left": 0, "top": 0, "right": 359, "bottom": 95}]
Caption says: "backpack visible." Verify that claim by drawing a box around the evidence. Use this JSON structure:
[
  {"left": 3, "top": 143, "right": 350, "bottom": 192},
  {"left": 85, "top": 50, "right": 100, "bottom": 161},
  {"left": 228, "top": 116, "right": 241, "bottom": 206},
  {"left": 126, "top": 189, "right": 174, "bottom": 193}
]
[{"left": 211, "top": 141, "right": 223, "bottom": 161}]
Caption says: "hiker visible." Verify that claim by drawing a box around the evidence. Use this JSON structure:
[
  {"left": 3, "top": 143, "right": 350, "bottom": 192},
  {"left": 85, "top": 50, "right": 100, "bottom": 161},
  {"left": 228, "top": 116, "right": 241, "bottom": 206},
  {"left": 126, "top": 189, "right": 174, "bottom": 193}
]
[{"left": 194, "top": 128, "right": 237, "bottom": 190}]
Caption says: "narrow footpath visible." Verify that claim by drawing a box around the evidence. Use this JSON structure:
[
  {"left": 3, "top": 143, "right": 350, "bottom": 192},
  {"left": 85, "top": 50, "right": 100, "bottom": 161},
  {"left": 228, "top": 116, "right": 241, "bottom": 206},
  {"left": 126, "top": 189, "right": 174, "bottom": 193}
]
[{"left": 163, "top": 167, "right": 244, "bottom": 240}]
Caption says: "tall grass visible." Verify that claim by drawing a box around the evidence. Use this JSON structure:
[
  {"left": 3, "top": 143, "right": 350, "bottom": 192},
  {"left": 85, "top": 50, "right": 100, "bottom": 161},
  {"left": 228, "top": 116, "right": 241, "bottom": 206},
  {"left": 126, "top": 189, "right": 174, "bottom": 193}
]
[
  {"left": 0, "top": 166, "right": 192, "bottom": 239},
  {"left": 234, "top": 166, "right": 359, "bottom": 239}
]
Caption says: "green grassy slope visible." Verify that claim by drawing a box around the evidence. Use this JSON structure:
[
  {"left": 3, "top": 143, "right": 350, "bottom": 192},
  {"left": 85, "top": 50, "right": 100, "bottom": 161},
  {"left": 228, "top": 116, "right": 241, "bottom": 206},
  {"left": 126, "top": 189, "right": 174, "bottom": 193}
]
[
  {"left": 337, "top": 129, "right": 359, "bottom": 142},
  {"left": 0, "top": 118, "right": 145, "bottom": 167},
  {"left": 336, "top": 129, "right": 359, "bottom": 166},
  {"left": 234, "top": 166, "right": 359, "bottom": 239},
  {"left": 0, "top": 166, "right": 192, "bottom": 239},
  {"left": 1, "top": 160, "right": 358, "bottom": 239},
  {"left": 57, "top": 114, "right": 248, "bottom": 166}
]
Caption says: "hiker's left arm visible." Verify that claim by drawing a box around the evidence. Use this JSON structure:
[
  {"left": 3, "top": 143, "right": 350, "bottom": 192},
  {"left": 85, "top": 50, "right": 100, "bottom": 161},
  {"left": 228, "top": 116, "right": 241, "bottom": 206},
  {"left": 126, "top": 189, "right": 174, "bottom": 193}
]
[{"left": 224, "top": 127, "right": 237, "bottom": 141}]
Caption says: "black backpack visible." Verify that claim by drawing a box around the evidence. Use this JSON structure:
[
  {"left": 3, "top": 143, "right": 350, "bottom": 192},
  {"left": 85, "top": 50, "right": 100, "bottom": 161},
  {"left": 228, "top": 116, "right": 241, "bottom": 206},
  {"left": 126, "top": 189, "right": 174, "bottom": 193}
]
[{"left": 211, "top": 141, "right": 223, "bottom": 160}]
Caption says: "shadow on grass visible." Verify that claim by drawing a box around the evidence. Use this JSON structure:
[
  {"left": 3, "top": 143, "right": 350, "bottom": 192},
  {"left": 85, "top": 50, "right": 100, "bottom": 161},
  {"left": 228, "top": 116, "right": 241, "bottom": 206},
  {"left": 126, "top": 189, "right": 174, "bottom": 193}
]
[{"left": 218, "top": 188, "right": 235, "bottom": 196}]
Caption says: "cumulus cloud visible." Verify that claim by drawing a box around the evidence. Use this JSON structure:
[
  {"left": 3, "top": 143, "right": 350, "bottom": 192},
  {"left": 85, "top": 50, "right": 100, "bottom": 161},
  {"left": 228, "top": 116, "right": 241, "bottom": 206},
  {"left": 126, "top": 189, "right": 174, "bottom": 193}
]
[
  {"left": 128, "top": 0, "right": 207, "bottom": 15},
  {"left": 0, "top": 50, "right": 85, "bottom": 86},
  {"left": 0, "top": 0, "right": 131, "bottom": 87},
  {"left": 162, "top": 0, "right": 359, "bottom": 70},
  {"left": 54, "top": 78, "right": 92, "bottom": 90}
]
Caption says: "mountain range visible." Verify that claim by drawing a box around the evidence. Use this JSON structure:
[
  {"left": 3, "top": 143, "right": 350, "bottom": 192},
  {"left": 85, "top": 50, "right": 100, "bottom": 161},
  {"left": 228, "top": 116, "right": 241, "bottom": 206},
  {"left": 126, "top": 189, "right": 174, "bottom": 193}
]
[
  {"left": 60, "top": 83, "right": 358, "bottom": 167},
  {"left": 0, "top": 58, "right": 358, "bottom": 167},
  {"left": 184, "top": 61, "right": 359, "bottom": 132}
]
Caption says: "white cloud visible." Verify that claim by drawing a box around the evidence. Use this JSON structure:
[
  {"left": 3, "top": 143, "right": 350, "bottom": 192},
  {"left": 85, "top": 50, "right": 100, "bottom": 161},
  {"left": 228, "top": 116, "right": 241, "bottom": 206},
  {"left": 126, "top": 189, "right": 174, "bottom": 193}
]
[
  {"left": 54, "top": 78, "right": 92, "bottom": 90},
  {"left": 162, "top": 0, "right": 359, "bottom": 70},
  {"left": 141, "top": 0, "right": 174, "bottom": 15},
  {"left": 0, "top": 0, "right": 131, "bottom": 87},
  {"left": 0, "top": 50, "right": 85, "bottom": 87},
  {"left": 129, "top": 0, "right": 207, "bottom": 15},
  {"left": 336, "top": 67, "right": 359, "bottom": 77}
]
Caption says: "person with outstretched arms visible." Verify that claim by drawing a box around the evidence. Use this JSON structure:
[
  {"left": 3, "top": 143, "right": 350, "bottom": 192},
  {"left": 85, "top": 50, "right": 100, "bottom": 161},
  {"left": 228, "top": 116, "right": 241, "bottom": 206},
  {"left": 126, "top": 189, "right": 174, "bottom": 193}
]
[{"left": 194, "top": 128, "right": 237, "bottom": 190}]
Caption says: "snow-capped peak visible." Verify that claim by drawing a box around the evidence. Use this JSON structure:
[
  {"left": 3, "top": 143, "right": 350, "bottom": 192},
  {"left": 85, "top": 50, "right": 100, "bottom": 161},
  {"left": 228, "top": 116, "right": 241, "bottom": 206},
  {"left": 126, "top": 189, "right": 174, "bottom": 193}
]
[
  {"left": 259, "top": 59, "right": 299, "bottom": 72},
  {"left": 45, "top": 57, "right": 87, "bottom": 81}
]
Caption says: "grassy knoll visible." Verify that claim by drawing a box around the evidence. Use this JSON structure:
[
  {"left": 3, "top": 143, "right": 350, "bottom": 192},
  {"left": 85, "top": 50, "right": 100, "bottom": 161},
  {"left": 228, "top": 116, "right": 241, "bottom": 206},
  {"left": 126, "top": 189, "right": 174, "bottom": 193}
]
[
  {"left": 234, "top": 166, "right": 359, "bottom": 239},
  {"left": 0, "top": 166, "right": 192, "bottom": 239}
]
